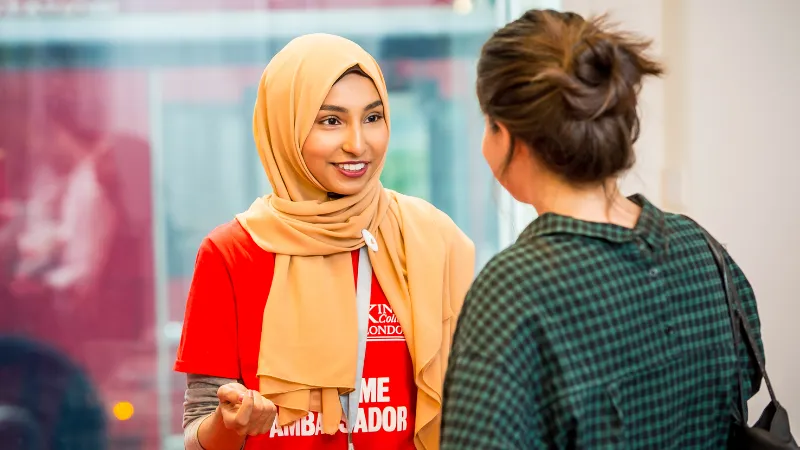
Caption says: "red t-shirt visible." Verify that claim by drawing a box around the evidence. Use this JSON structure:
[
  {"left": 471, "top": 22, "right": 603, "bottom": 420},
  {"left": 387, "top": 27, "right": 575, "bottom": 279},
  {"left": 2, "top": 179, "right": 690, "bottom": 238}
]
[{"left": 174, "top": 220, "right": 417, "bottom": 449}]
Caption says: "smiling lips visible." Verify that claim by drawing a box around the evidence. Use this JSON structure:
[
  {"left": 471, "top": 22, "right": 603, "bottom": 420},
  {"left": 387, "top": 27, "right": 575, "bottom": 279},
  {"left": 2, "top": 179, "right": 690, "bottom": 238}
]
[{"left": 335, "top": 162, "right": 368, "bottom": 178}]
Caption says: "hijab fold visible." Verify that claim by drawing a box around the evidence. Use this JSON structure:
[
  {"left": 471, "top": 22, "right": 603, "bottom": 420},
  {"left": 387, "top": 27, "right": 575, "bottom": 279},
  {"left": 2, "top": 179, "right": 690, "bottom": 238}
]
[{"left": 236, "top": 34, "right": 474, "bottom": 449}]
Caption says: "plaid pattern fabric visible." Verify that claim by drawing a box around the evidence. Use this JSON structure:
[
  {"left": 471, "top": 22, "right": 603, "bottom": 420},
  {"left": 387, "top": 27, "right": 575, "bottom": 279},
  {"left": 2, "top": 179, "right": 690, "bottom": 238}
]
[{"left": 440, "top": 195, "right": 763, "bottom": 449}]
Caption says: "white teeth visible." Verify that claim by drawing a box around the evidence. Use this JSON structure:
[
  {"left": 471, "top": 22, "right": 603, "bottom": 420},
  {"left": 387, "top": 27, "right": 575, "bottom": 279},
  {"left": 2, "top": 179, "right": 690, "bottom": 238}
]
[{"left": 337, "top": 163, "right": 366, "bottom": 172}]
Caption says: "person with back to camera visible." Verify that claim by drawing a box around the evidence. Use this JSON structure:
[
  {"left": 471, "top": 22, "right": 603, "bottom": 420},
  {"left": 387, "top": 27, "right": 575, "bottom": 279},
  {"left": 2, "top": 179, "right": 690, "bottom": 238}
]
[
  {"left": 174, "top": 33, "right": 475, "bottom": 450},
  {"left": 440, "top": 9, "right": 767, "bottom": 449}
]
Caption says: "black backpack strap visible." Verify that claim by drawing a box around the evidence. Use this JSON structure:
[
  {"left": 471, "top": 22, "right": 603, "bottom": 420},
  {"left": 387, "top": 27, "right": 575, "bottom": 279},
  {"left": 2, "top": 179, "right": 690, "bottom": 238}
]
[{"left": 682, "top": 216, "right": 777, "bottom": 419}]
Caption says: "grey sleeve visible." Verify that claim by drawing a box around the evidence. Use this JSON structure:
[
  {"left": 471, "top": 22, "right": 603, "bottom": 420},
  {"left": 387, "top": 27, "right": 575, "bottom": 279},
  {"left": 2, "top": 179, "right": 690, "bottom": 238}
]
[{"left": 183, "top": 374, "right": 237, "bottom": 450}]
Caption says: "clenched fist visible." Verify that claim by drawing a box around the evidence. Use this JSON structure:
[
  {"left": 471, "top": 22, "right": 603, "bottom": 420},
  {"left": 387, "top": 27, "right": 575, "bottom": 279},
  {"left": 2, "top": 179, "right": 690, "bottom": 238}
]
[{"left": 216, "top": 383, "right": 277, "bottom": 436}]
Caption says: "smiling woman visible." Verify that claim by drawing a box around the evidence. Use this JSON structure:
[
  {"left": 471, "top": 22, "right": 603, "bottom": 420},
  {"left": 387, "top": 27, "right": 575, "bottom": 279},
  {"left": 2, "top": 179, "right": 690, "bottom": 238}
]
[
  {"left": 173, "top": 33, "right": 475, "bottom": 450},
  {"left": 302, "top": 67, "right": 388, "bottom": 197}
]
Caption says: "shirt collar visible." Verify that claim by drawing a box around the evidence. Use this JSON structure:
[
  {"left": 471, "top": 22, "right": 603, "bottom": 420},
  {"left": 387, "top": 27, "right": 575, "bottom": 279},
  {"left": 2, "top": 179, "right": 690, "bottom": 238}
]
[{"left": 519, "top": 194, "right": 667, "bottom": 252}]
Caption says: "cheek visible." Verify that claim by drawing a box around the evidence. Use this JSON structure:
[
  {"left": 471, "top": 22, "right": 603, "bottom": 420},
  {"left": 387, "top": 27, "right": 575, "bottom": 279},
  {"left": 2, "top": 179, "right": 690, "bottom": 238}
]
[
  {"left": 301, "top": 132, "right": 335, "bottom": 172},
  {"left": 367, "top": 126, "right": 389, "bottom": 154},
  {"left": 481, "top": 130, "right": 505, "bottom": 178}
]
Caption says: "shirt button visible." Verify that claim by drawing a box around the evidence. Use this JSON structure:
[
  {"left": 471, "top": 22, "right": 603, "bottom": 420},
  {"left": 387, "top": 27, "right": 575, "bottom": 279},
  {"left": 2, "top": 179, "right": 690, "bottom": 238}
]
[
  {"left": 649, "top": 268, "right": 660, "bottom": 277},
  {"left": 665, "top": 325, "right": 675, "bottom": 335}
]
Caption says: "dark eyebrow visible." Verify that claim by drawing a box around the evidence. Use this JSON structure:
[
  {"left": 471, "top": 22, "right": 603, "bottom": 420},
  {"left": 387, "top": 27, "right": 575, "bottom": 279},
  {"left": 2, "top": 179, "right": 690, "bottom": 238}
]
[
  {"left": 319, "top": 104, "right": 347, "bottom": 113},
  {"left": 319, "top": 100, "right": 383, "bottom": 114},
  {"left": 364, "top": 100, "right": 383, "bottom": 111}
]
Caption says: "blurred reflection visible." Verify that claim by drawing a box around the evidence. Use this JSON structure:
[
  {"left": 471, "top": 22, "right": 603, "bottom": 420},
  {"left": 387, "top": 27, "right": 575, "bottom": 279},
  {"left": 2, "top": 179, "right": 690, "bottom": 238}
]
[
  {"left": 3, "top": 72, "right": 150, "bottom": 356},
  {"left": 13, "top": 77, "right": 117, "bottom": 308},
  {"left": 0, "top": 1, "right": 511, "bottom": 448},
  {"left": 0, "top": 70, "right": 155, "bottom": 447}
]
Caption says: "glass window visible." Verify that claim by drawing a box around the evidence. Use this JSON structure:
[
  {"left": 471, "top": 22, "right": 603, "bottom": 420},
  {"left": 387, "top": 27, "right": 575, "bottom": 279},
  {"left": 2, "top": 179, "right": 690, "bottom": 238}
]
[{"left": 0, "top": 1, "right": 556, "bottom": 448}]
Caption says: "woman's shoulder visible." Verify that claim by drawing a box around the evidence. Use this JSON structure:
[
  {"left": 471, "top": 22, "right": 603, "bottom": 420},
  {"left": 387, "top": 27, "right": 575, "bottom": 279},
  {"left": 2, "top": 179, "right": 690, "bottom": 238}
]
[
  {"left": 206, "top": 219, "right": 250, "bottom": 246},
  {"left": 389, "top": 191, "right": 441, "bottom": 216},
  {"left": 201, "top": 219, "right": 272, "bottom": 266},
  {"left": 662, "top": 211, "right": 712, "bottom": 249},
  {"left": 389, "top": 191, "right": 469, "bottom": 240}
]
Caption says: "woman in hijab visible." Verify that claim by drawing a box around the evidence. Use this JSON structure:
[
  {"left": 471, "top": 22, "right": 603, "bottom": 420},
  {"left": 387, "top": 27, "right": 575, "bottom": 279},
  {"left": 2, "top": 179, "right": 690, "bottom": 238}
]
[{"left": 174, "top": 34, "right": 475, "bottom": 450}]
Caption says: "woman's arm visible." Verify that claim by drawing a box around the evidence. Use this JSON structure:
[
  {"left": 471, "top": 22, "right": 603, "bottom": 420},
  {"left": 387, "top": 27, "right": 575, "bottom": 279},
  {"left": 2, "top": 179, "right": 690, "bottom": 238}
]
[
  {"left": 440, "top": 253, "right": 545, "bottom": 449},
  {"left": 184, "top": 374, "right": 276, "bottom": 450},
  {"left": 183, "top": 374, "right": 243, "bottom": 450},
  {"left": 176, "top": 236, "right": 277, "bottom": 449},
  {"left": 725, "top": 251, "right": 763, "bottom": 400}
]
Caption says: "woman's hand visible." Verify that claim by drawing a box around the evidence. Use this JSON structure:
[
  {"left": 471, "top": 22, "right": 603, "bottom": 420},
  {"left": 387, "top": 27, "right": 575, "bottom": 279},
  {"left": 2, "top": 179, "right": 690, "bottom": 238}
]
[{"left": 216, "top": 383, "right": 277, "bottom": 436}]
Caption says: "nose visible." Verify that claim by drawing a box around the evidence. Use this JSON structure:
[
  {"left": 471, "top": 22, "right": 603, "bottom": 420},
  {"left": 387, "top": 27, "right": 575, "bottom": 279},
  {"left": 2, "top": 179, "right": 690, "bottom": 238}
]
[{"left": 343, "top": 124, "right": 367, "bottom": 157}]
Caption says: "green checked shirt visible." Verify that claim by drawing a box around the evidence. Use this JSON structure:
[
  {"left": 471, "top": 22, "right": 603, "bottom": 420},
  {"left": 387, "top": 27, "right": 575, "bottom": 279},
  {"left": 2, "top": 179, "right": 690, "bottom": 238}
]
[{"left": 440, "top": 194, "right": 763, "bottom": 449}]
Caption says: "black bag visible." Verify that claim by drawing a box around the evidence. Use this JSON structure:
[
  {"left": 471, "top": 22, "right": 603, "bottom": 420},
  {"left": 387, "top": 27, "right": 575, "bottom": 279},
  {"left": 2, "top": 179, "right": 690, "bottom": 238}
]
[{"left": 698, "top": 228, "right": 798, "bottom": 449}]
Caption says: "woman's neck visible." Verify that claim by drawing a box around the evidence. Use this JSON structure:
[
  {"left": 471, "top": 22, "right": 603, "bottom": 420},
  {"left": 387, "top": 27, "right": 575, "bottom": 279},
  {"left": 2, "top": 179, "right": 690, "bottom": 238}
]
[{"left": 530, "top": 177, "right": 641, "bottom": 229}]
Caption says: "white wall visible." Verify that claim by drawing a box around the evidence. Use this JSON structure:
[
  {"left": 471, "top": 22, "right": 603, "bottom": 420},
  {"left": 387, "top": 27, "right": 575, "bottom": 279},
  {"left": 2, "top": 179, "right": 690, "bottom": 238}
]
[{"left": 558, "top": 0, "right": 800, "bottom": 430}]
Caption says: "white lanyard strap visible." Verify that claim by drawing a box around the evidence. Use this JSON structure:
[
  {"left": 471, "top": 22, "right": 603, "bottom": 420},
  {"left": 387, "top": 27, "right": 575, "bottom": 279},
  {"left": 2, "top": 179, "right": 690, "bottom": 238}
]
[{"left": 340, "top": 245, "right": 371, "bottom": 449}]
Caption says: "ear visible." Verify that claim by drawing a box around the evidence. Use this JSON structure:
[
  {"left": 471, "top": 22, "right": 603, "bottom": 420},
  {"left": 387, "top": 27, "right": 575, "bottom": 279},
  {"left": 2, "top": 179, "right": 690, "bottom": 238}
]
[
  {"left": 486, "top": 116, "right": 502, "bottom": 133},
  {"left": 487, "top": 116, "right": 511, "bottom": 141},
  {"left": 492, "top": 119, "right": 517, "bottom": 158}
]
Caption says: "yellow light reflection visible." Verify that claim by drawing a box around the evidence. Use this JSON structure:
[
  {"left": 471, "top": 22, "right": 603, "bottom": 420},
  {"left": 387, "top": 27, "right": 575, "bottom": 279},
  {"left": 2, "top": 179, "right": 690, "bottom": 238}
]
[{"left": 113, "top": 401, "right": 135, "bottom": 421}]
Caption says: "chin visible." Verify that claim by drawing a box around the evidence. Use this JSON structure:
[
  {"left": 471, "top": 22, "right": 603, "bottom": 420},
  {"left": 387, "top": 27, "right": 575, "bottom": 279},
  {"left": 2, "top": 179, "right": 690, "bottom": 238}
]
[
  {"left": 322, "top": 169, "right": 374, "bottom": 197},
  {"left": 326, "top": 181, "right": 367, "bottom": 197}
]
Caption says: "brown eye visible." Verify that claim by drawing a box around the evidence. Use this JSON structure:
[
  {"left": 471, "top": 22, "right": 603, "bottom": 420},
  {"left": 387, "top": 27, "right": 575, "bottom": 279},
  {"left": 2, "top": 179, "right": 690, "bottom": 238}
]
[
  {"left": 365, "top": 113, "right": 383, "bottom": 124},
  {"left": 320, "top": 117, "right": 341, "bottom": 126}
]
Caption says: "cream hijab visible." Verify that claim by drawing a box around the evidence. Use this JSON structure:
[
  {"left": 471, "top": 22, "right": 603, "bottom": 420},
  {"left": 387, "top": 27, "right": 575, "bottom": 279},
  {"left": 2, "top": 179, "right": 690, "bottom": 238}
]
[{"left": 236, "top": 33, "right": 474, "bottom": 449}]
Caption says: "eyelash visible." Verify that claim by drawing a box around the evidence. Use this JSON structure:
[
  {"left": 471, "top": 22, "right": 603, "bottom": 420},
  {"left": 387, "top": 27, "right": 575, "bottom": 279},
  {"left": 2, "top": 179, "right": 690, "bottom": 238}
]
[
  {"left": 319, "top": 113, "right": 383, "bottom": 126},
  {"left": 365, "top": 113, "right": 383, "bottom": 123}
]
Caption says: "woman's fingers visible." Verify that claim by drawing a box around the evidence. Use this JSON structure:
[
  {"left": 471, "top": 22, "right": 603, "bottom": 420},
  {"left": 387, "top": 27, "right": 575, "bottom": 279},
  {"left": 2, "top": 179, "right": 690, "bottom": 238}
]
[
  {"left": 250, "top": 393, "right": 278, "bottom": 436},
  {"left": 233, "top": 389, "right": 254, "bottom": 435},
  {"left": 246, "top": 392, "right": 266, "bottom": 436},
  {"left": 261, "top": 397, "right": 278, "bottom": 435},
  {"left": 216, "top": 386, "right": 277, "bottom": 436},
  {"left": 217, "top": 383, "right": 247, "bottom": 405}
]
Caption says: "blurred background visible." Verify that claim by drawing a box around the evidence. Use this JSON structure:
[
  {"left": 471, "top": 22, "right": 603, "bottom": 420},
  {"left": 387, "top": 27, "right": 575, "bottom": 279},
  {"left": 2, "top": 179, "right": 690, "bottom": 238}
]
[{"left": 0, "top": 0, "right": 797, "bottom": 448}]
